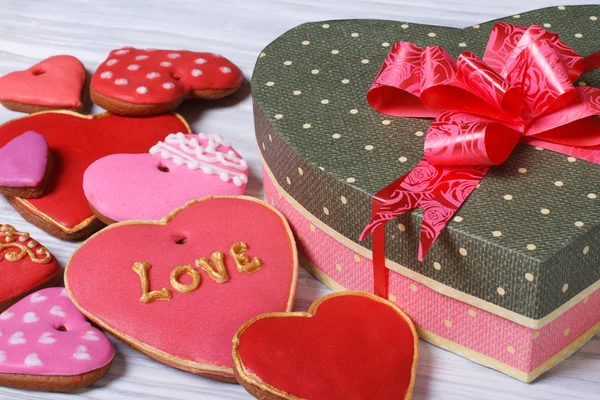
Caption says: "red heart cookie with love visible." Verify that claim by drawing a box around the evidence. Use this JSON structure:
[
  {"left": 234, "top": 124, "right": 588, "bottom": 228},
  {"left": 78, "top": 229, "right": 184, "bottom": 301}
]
[
  {"left": 0, "top": 287, "right": 114, "bottom": 392},
  {"left": 0, "top": 56, "right": 86, "bottom": 113},
  {"left": 65, "top": 196, "right": 298, "bottom": 381},
  {"left": 83, "top": 132, "right": 248, "bottom": 224},
  {"left": 0, "top": 224, "right": 61, "bottom": 313},
  {"left": 0, "top": 111, "right": 191, "bottom": 240},
  {"left": 0, "top": 131, "right": 51, "bottom": 198},
  {"left": 91, "top": 47, "right": 243, "bottom": 116},
  {"left": 233, "top": 291, "right": 419, "bottom": 400}
]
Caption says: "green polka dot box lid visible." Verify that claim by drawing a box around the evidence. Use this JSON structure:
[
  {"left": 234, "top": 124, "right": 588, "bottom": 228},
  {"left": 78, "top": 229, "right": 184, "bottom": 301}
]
[{"left": 253, "top": 5, "right": 600, "bottom": 381}]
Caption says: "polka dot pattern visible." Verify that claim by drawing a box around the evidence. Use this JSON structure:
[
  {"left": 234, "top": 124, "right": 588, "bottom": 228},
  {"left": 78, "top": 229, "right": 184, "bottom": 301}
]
[{"left": 254, "top": 10, "right": 600, "bottom": 321}]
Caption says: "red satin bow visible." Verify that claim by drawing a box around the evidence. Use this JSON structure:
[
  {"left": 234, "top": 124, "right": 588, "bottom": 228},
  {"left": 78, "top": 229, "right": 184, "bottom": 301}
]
[{"left": 360, "top": 22, "right": 600, "bottom": 297}]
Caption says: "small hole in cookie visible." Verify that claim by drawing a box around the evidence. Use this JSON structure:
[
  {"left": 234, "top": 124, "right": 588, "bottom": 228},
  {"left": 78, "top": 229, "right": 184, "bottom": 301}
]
[
  {"left": 171, "top": 72, "right": 182, "bottom": 81},
  {"left": 32, "top": 69, "right": 45, "bottom": 76},
  {"left": 174, "top": 237, "right": 187, "bottom": 245},
  {"left": 56, "top": 326, "right": 67, "bottom": 332},
  {"left": 158, "top": 166, "right": 170, "bottom": 173}
]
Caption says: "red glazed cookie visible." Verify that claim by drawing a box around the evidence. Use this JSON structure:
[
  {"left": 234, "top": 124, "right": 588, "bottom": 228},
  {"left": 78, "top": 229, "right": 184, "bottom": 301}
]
[
  {"left": 90, "top": 47, "right": 243, "bottom": 116},
  {"left": 0, "top": 131, "right": 52, "bottom": 198},
  {"left": 233, "top": 291, "right": 419, "bottom": 400},
  {"left": 0, "top": 111, "right": 191, "bottom": 240},
  {"left": 0, "top": 56, "right": 86, "bottom": 113},
  {"left": 65, "top": 196, "right": 298, "bottom": 381},
  {"left": 0, "top": 224, "right": 61, "bottom": 313}
]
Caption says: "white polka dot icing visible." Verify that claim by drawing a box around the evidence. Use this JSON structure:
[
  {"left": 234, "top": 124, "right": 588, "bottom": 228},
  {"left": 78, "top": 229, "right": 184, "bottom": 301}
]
[
  {"left": 106, "top": 59, "right": 118, "bottom": 66},
  {"left": 115, "top": 49, "right": 130, "bottom": 55},
  {"left": 100, "top": 71, "right": 113, "bottom": 79},
  {"left": 0, "top": 288, "right": 114, "bottom": 375},
  {"left": 91, "top": 48, "right": 242, "bottom": 105}
]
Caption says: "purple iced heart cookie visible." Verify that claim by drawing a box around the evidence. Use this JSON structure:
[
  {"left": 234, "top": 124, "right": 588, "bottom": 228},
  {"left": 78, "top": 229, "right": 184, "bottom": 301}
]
[{"left": 0, "top": 131, "right": 51, "bottom": 198}]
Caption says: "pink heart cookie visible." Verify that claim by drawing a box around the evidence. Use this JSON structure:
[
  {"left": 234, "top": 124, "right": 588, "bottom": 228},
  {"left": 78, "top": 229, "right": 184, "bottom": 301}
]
[
  {"left": 0, "top": 56, "right": 86, "bottom": 113},
  {"left": 83, "top": 132, "right": 248, "bottom": 223},
  {"left": 90, "top": 47, "right": 243, "bottom": 116},
  {"left": 0, "top": 287, "right": 114, "bottom": 392},
  {"left": 65, "top": 196, "right": 298, "bottom": 381},
  {"left": 0, "top": 131, "right": 51, "bottom": 198}
]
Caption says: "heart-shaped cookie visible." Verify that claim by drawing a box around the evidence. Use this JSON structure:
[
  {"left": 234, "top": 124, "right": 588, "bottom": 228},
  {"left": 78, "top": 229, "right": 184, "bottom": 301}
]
[
  {"left": 83, "top": 132, "right": 248, "bottom": 224},
  {"left": 65, "top": 196, "right": 298, "bottom": 381},
  {"left": 91, "top": 47, "right": 243, "bottom": 116},
  {"left": 0, "top": 224, "right": 61, "bottom": 313},
  {"left": 0, "top": 111, "right": 191, "bottom": 240},
  {"left": 0, "top": 131, "right": 51, "bottom": 198},
  {"left": 0, "top": 287, "right": 114, "bottom": 392},
  {"left": 0, "top": 56, "right": 86, "bottom": 113},
  {"left": 233, "top": 291, "right": 419, "bottom": 400}
]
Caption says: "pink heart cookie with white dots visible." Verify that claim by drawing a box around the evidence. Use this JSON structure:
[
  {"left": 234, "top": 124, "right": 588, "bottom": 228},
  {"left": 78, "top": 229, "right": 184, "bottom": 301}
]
[
  {"left": 90, "top": 47, "right": 243, "bottom": 116},
  {"left": 0, "top": 287, "right": 114, "bottom": 392},
  {"left": 83, "top": 132, "right": 248, "bottom": 224}
]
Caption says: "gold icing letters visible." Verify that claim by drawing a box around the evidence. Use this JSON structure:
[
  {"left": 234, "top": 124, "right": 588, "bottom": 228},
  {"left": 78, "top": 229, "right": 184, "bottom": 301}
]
[
  {"left": 230, "top": 242, "right": 263, "bottom": 274},
  {"left": 133, "top": 241, "right": 263, "bottom": 303},
  {"left": 195, "top": 251, "right": 230, "bottom": 283},
  {"left": 132, "top": 262, "right": 172, "bottom": 303}
]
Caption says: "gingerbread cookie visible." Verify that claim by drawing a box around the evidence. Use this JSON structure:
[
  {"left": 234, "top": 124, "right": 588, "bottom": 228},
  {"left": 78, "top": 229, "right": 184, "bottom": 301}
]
[
  {"left": 90, "top": 47, "right": 243, "bottom": 116},
  {"left": 84, "top": 132, "right": 248, "bottom": 224},
  {"left": 0, "top": 224, "right": 61, "bottom": 313},
  {"left": 233, "top": 291, "right": 419, "bottom": 400},
  {"left": 0, "top": 287, "right": 114, "bottom": 392},
  {"left": 0, "top": 131, "right": 51, "bottom": 198},
  {"left": 65, "top": 196, "right": 298, "bottom": 381},
  {"left": 0, "top": 56, "right": 86, "bottom": 113},
  {"left": 0, "top": 111, "right": 191, "bottom": 240}
]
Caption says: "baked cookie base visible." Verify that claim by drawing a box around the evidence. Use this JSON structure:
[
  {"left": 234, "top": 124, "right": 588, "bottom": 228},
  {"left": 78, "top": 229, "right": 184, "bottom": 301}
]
[
  {"left": 0, "top": 362, "right": 112, "bottom": 392},
  {"left": 90, "top": 85, "right": 240, "bottom": 117},
  {"left": 0, "top": 149, "right": 54, "bottom": 199},
  {"left": 0, "top": 100, "right": 81, "bottom": 114}
]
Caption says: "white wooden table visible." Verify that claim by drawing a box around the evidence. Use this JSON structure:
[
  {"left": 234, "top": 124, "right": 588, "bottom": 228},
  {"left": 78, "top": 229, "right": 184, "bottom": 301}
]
[{"left": 0, "top": 1, "right": 598, "bottom": 398}]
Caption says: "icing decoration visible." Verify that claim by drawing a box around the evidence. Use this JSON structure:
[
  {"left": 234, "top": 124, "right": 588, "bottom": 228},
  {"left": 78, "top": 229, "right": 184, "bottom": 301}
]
[
  {"left": 83, "top": 133, "right": 248, "bottom": 223},
  {"left": 233, "top": 291, "right": 419, "bottom": 400},
  {"left": 65, "top": 196, "right": 298, "bottom": 378},
  {"left": 132, "top": 262, "right": 172, "bottom": 304},
  {"left": 230, "top": 242, "right": 262, "bottom": 274},
  {"left": 0, "top": 131, "right": 49, "bottom": 189},
  {"left": 169, "top": 265, "right": 201, "bottom": 293},
  {"left": 91, "top": 47, "right": 243, "bottom": 105},
  {"left": 0, "top": 287, "right": 114, "bottom": 376},
  {"left": 149, "top": 132, "right": 248, "bottom": 186},
  {"left": 0, "top": 224, "right": 59, "bottom": 308},
  {"left": 0, "top": 111, "right": 191, "bottom": 236},
  {"left": 196, "top": 252, "right": 230, "bottom": 283},
  {"left": 0, "top": 56, "right": 86, "bottom": 110}
]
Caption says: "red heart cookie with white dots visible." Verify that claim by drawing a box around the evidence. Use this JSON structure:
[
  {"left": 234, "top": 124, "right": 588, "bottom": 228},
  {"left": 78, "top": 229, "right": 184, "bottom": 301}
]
[
  {"left": 0, "top": 56, "right": 86, "bottom": 113},
  {"left": 90, "top": 47, "right": 243, "bottom": 116},
  {"left": 65, "top": 196, "right": 298, "bottom": 382},
  {"left": 0, "top": 224, "right": 61, "bottom": 313},
  {"left": 233, "top": 291, "right": 419, "bottom": 400}
]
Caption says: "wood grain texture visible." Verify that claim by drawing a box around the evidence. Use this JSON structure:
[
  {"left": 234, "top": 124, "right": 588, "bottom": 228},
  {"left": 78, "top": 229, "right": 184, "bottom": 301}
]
[{"left": 0, "top": 0, "right": 598, "bottom": 398}]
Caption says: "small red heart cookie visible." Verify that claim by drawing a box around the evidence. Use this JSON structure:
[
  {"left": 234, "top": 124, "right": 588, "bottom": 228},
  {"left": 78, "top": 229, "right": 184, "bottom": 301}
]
[
  {"left": 0, "top": 224, "right": 61, "bottom": 313},
  {"left": 83, "top": 132, "right": 248, "bottom": 224},
  {"left": 0, "top": 131, "right": 51, "bottom": 198},
  {"left": 0, "top": 287, "right": 114, "bottom": 392},
  {"left": 65, "top": 196, "right": 298, "bottom": 381},
  {"left": 90, "top": 47, "right": 243, "bottom": 116},
  {"left": 233, "top": 291, "right": 419, "bottom": 400},
  {"left": 0, "top": 56, "right": 86, "bottom": 113},
  {"left": 0, "top": 111, "right": 191, "bottom": 240}
]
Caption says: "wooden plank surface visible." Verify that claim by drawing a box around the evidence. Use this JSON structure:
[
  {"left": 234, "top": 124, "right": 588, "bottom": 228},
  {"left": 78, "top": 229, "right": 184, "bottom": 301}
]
[{"left": 0, "top": 0, "right": 598, "bottom": 398}]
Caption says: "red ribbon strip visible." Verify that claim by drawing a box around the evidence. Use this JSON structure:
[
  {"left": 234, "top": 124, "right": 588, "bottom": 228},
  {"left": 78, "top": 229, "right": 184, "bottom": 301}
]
[{"left": 361, "top": 22, "right": 600, "bottom": 298}]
